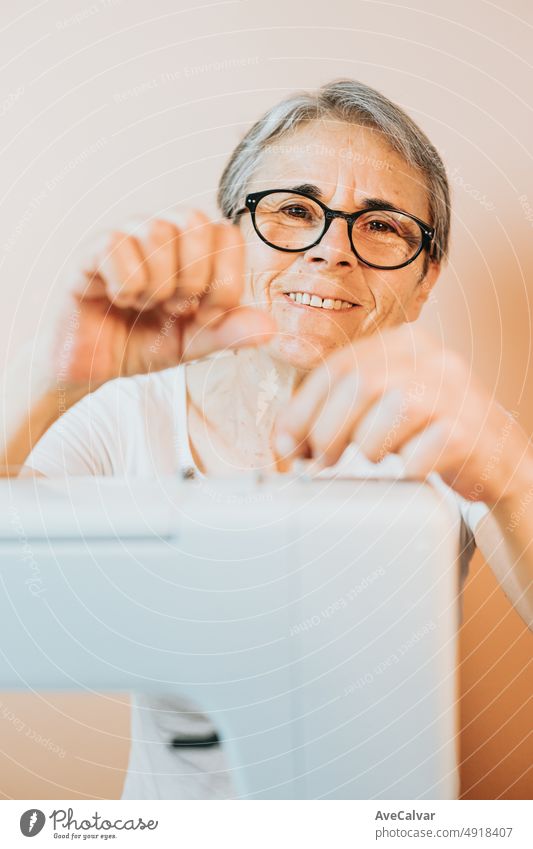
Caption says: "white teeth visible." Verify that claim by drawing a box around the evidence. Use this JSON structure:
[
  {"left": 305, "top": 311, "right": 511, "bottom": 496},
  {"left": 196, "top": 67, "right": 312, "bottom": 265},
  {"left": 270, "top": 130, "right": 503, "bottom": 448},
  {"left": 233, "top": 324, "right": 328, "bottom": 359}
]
[{"left": 285, "top": 292, "right": 355, "bottom": 310}]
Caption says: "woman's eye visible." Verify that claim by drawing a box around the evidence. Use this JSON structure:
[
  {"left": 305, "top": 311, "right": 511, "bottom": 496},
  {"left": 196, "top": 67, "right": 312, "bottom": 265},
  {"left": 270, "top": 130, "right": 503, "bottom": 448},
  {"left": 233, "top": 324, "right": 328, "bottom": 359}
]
[
  {"left": 281, "top": 205, "right": 313, "bottom": 220},
  {"left": 366, "top": 219, "right": 396, "bottom": 233}
]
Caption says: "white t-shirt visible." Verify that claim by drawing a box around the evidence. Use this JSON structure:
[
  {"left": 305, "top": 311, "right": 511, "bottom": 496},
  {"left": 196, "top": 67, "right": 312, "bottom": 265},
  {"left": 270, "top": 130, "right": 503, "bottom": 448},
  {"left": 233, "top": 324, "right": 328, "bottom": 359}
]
[{"left": 23, "top": 363, "right": 485, "bottom": 800}]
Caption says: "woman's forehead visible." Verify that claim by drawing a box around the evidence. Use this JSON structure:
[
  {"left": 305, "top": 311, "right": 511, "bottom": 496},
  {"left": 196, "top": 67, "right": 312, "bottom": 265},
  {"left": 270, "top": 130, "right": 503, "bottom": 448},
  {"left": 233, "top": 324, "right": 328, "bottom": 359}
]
[{"left": 249, "top": 120, "right": 430, "bottom": 217}]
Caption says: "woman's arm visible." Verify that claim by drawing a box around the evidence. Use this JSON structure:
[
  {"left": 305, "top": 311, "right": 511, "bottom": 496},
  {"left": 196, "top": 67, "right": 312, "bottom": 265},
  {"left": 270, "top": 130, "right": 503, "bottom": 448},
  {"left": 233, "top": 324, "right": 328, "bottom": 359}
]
[
  {"left": 2, "top": 213, "right": 273, "bottom": 477},
  {"left": 476, "top": 464, "right": 533, "bottom": 630},
  {"left": 274, "top": 325, "right": 533, "bottom": 631},
  {"left": 1, "top": 348, "right": 90, "bottom": 476}
]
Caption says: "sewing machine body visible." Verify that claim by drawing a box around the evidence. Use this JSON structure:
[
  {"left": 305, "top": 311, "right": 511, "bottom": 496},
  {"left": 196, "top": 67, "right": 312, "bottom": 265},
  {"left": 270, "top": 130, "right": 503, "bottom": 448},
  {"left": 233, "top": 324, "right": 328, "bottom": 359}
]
[{"left": 0, "top": 476, "right": 460, "bottom": 799}]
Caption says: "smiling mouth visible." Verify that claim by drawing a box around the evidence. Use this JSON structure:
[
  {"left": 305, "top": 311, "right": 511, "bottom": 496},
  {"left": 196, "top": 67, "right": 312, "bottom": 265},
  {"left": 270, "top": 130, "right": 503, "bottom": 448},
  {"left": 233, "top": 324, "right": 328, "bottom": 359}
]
[{"left": 283, "top": 292, "right": 360, "bottom": 310}]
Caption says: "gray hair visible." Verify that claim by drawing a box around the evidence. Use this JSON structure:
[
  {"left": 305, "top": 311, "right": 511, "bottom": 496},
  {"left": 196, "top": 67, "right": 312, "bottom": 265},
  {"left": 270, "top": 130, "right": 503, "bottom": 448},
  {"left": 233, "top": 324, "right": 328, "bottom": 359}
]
[{"left": 217, "top": 79, "right": 450, "bottom": 264}]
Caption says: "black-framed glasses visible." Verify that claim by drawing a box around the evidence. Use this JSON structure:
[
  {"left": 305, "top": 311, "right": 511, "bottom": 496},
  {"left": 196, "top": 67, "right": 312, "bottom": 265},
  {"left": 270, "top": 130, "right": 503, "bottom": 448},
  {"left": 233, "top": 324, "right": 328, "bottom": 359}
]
[{"left": 235, "top": 189, "right": 435, "bottom": 270}]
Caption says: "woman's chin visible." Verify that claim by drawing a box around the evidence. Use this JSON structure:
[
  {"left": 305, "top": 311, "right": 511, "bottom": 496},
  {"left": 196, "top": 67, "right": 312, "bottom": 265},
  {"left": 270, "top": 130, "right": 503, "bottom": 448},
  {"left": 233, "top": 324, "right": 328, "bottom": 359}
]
[
  {"left": 260, "top": 293, "right": 365, "bottom": 370},
  {"left": 265, "top": 332, "right": 340, "bottom": 372}
]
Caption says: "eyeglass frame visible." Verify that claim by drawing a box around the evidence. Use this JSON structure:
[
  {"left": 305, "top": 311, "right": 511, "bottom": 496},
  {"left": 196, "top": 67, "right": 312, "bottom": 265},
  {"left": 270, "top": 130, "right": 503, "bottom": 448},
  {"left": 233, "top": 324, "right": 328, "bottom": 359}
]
[{"left": 234, "top": 188, "right": 435, "bottom": 271}]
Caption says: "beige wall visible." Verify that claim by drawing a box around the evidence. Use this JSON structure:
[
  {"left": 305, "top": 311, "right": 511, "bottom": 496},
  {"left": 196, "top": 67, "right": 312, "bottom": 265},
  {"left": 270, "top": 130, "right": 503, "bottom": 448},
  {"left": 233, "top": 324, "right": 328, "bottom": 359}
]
[{"left": 1, "top": 0, "right": 531, "bottom": 799}]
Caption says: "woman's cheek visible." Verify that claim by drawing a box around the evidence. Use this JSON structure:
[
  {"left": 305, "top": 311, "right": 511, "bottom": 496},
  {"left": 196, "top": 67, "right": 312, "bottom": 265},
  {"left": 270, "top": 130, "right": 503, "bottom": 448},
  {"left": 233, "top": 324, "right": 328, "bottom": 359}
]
[
  {"left": 245, "top": 255, "right": 294, "bottom": 310},
  {"left": 241, "top": 269, "right": 273, "bottom": 313},
  {"left": 364, "top": 276, "right": 413, "bottom": 327}
]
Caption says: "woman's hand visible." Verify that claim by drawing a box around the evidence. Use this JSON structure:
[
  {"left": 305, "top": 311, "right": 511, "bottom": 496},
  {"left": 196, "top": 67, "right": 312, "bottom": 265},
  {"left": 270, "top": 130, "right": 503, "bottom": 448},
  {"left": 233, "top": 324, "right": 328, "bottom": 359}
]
[
  {"left": 53, "top": 210, "right": 275, "bottom": 389},
  {"left": 274, "top": 324, "right": 532, "bottom": 506}
]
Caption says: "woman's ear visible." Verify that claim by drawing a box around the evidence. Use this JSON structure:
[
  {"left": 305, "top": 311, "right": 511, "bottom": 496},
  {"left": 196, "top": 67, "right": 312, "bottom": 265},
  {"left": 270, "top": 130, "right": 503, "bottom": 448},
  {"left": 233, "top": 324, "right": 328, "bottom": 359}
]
[{"left": 405, "top": 260, "right": 441, "bottom": 321}]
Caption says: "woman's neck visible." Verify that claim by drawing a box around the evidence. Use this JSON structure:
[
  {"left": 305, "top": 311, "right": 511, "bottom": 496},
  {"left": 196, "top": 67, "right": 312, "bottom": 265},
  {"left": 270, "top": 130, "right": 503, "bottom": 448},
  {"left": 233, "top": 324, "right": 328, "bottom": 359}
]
[{"left": 231, "top": 346, "right": 305, "bottom": 429}]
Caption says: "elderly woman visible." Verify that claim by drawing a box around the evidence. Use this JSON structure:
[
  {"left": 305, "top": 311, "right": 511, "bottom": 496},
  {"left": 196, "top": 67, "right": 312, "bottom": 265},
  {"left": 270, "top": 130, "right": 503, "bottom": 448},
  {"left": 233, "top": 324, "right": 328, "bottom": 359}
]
[{"left": 8, "top": 80, "right": 532, "bottom": 799}]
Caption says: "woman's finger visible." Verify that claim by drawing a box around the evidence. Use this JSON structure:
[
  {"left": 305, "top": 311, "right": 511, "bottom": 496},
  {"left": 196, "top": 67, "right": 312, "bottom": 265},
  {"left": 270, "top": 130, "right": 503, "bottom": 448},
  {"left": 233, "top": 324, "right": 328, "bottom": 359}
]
[
  {"left": 273, "top": 345, "right": 360, "bottom": 459},
  {"left": 180, "top": 306, "right": 275, "bottom": 362},
  {"left": 97, "top": 231, "right": 148, "bottom": 308},
  {"left": 353, "top": 381, "right": 433, "bottom": 463},
  {"left": 133, "top": 218, "right": 180, "bottom": 309},
  {"left": 304, "top": 370, "right": 371, "bottom": 466},
  {"left": 399, "top": 417, "right": 467, "bottom": 480},
  {"left": 161, "top": 210, "right": 215, "bottom": 313},
  {"left": 195, "top": 222, "right": 245, "bottom": 321}
]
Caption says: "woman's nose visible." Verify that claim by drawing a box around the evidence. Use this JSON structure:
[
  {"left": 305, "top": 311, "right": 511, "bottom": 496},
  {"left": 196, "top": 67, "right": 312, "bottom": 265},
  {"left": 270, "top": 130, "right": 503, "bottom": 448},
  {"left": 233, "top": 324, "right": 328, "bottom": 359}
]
[{"left": 303, "top": 217, "right": 357, "bottom": 269}]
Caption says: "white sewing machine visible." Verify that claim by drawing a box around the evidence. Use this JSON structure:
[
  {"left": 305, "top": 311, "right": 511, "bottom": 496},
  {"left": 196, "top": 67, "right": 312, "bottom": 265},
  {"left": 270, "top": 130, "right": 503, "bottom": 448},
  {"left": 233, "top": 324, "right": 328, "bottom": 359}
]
[{"left": 0, "top": 474, "right": 461, "bottom": 799}]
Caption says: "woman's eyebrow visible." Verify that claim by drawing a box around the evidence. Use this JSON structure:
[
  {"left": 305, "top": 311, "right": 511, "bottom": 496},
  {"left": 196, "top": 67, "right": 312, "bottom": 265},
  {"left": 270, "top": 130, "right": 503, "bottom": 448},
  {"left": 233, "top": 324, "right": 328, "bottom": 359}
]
[
  {"left": 286, "top": 186, "right": 406, "bottom": 214},
  {"left": 286, "top": 183, "right": 324, "bottom": 199},
  {"left": 359, "top": 197, "right": 405, "bottom": 214}
]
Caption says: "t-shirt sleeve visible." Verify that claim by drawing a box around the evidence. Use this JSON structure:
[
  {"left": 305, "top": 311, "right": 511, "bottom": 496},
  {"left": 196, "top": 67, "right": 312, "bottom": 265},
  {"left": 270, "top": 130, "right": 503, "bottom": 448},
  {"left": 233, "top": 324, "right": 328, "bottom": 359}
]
[
  {"left": 448, "top": 494, "right": 490, "bottom": 589},
  {"left": 22, "top": 379, "right": 131, "bottom": 478},
  {"left": 457, "top": 498, "right": 490, "bottom": 538},
  {"left": 458, "top": 497, "right": 528, "bottom": 622},
  {"left": 424, "top": 474, "right": 480, "bottom": 592}
]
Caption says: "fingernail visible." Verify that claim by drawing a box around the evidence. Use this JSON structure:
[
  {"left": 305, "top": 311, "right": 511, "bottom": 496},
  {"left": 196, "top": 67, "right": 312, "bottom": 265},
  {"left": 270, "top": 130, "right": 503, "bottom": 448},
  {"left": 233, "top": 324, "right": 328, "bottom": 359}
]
[{"left": 275, "top": 432, "right": 295, "bottom": 458}]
